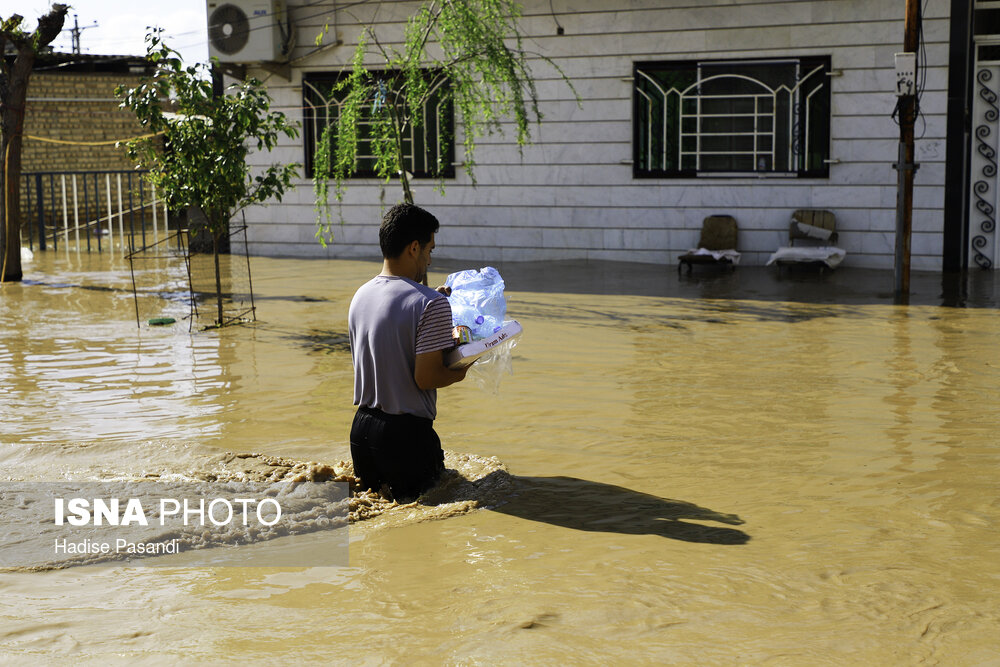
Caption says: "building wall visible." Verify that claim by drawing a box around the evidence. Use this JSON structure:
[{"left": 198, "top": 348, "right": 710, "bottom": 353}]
[
  {"left": 241, "top": 0, "right": 951, "bottom": 270},
  {"left": 17, "top": 68, "right": 163, "bottom": 243},
  {"left": 23, "top": 71, "right": 148, "bottom": 173}
]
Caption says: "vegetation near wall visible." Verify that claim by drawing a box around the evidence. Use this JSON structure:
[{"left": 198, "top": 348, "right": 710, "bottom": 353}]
[
  {"left": 117, "top": 32, "right": 299, "bottom": 326},
  {"left": 312, "top": 0, "right": 577, "bottom": 246}
]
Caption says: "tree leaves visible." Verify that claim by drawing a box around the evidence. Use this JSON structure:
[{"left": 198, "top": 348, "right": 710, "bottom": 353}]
[
  {"left": 312, "top": 0, "right": 578, "bottom": 241},
  {"left": 116, "top": 30, "right": 300, "bottom": 236}
]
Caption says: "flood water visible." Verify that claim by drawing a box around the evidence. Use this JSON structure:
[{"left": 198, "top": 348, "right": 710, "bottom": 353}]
[{"left": 1, "top": 250, "right": 999, "bottom": 664}]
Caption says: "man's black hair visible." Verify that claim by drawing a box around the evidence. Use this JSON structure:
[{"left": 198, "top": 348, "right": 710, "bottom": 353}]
[{"left": 379, "top": 203, "right": 440, "bottom": 259}]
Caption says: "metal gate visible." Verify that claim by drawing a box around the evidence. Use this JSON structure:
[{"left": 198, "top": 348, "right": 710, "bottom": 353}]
[
  {"left": 970, "top": 4, "right": 1000, "bottom": 269},
  {"left": 19, "top": 170, "right": 179, "bottom": 254},
  {"left": 969, "top": 63, "right": 997, "bottom": 269}
]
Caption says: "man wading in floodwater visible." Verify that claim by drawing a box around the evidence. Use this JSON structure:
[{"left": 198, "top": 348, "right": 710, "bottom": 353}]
[{"left": 348, "top": 203, "right": 469, "bottom": 502}]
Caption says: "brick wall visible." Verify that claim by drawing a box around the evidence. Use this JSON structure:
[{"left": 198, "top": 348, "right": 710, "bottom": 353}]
[
  {"left": 22, "top": 70, "right": 152, "bottom": 173},
  {"left": 18, "top": 70, "right": 168, "bottom": 246}
]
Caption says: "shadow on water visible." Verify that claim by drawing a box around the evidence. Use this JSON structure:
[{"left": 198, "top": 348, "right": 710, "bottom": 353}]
[
  {"left": 273, "top": 328, "right": 351, "bottom": 354},
  {"left": 432, "top": 258, "right": 1000, "bottom": 310},
  {"left": 24, "top": 279, "right": 331, "bottom": 305},
  {"left": 425, "top": 472, "right": 750, "bottom": 545}
]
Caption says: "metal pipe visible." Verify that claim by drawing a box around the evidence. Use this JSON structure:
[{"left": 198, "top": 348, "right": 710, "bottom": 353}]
[
  {"left": 139, "top": 177, "right": 146, "bottom": 248},
  {"left": 34, "top": 174, "right": 46, "bottom": 251},
  {"left": 105, "top": 173, "right": 114, "bottom": 251},
  {"left": 151, "top": 182, "right": 159, "bottom": 243},
  {"left": 72, "top": 174, "right": 80, "bottom": 251},
  {"left": 127, "top": 172, "right": 136, "bottom": 252},
  {"left": 49, "top": 173, "right": 57, "bottom": 251},
  {"left": 60, "top": 174, "right": 69, "bottom": 250},
  {"left": 83, "top": 171, "right": 91, "bottom": 252},
  {"left": 93, "top": 173, "right": 101, "bottom": 253},
  {"left": 116, "top": 173, "right": 124, "bottom": 248}
]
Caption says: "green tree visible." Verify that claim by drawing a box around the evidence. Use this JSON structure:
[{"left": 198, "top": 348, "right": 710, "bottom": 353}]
[
  {"left": 312, "top": 0, "right": 577, "bottom": 245},
  {"left": 117, "top": 32, "right": 299, "bottom": 326},
  {"left": 0, "top": 4, "right": 68, "bottom": 283}
]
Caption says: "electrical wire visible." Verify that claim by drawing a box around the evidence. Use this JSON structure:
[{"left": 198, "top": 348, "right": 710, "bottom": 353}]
[
  {"left": 890, "top": 2, "right": 925, "bottom": 131},
  {"left": 548, "top": 0, "right": 564, "bottom": 35},
  {"left": 33, "top": 0, "right": 374, "bottom": 71},
  {"left": 915, "top": 0, "right": 928, "bottom": 139},
  {"left": 57, "top": 0, "right": 334, "bottom": 42}
]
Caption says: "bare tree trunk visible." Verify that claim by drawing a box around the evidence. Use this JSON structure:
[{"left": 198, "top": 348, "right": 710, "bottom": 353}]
[
  {"left": 0, "top": 5, "right": 68, "bottom": 282},
  {"left": 1, "top": 50, "right": 32, "bottom": 283},
  {"left": 0, "top": 135, "right": 22, "bottom": 282}
]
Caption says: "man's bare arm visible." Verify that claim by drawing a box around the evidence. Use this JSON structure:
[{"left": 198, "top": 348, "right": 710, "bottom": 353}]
[{"left": 414, "top": 350, "right": 468, "bottom": 390}]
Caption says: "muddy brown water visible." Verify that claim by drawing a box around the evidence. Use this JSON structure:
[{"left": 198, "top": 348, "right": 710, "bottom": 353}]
[{"left": 1, "top": 251, "right": 998, "bottom": 664}]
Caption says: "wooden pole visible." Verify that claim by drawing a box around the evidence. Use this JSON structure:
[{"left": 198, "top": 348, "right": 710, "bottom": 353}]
[{"left": 895, "top": 0, "right": 921, "bottom": 302}]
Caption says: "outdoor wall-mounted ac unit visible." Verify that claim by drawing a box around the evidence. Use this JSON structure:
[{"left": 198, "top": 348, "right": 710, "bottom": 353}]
[{"left": 207, "top": 0, "right": 287, "bottom": 63}]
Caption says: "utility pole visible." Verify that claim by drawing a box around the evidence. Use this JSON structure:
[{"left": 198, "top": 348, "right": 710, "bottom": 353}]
[
  {"left": 894, "top": 0, "right": 921, "bottom": 302},
  {"left": 67, "top": 15, "right": 98, "bottom": 55}
]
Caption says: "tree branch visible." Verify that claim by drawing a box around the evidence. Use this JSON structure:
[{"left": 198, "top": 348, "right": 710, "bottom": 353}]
[
  {"left": 408, "top": 0, "right": 442, "bottom": 68},
  {"left": 365, "top": 24, "right": 397, "bottom": 67},
  {"left": 35, "top": 4, "right": 68, "bottom": 47},
  {"left": 0, "top": 35, "right": 9, "bottom": 79},
  {"left": 1, "top": 4, "right": 67, "bottom": 49}
]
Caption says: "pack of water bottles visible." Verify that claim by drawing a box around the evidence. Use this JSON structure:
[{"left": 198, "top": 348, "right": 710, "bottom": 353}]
[
  {"left": 443, "top": 266, "right": 522, "bottom": 392},
  {"left": 444, "top": 266, "right": 508, "bottom": 339}
]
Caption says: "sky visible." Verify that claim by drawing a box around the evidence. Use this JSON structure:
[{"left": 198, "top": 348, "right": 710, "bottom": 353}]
[{"left": 2, "top": 0, "right": 210, "bottom": 65}]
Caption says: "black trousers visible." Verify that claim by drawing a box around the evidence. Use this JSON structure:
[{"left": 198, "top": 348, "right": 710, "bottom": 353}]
[{"left": 349, "top": 406, "right": 445, "bottom": 502}]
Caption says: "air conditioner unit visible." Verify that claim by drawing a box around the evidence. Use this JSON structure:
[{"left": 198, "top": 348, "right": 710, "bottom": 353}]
[{"left": 207, "top": 0, "right": 287, "bottom": 63}]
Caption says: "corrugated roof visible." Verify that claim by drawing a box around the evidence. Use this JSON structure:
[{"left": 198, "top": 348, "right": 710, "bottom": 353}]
[{"left": 4, "top": 49, "right": 154, "bottom": 74}]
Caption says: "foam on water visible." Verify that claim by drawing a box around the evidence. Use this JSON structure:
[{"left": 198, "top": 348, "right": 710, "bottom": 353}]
[{"left": 0, "top": 442, "right": 511, "bottom": 570}]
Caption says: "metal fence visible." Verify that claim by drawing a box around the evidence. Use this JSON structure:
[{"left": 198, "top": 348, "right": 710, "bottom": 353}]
[{"left": 20, "top": 170, "right": 181, "bottom": 253}]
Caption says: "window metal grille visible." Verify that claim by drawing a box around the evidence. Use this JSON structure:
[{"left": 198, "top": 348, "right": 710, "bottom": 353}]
[
  {"left": 303, "top": 71, "right": 454, "bottom": 179},
  {"left": 633, "top": 57, "right": 831, "bottom": 177}
]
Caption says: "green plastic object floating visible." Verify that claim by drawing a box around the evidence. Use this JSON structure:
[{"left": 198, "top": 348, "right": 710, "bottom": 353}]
[{"left": 148, "top": 317, "right": 176, "bottom": 326}]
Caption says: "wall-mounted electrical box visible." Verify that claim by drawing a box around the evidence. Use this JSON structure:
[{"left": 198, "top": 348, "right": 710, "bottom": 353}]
[{"left": 895, "top": 52, "right": 916, "bottom": 96}]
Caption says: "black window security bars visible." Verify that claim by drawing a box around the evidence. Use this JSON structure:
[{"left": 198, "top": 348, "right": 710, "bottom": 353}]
[
  {"left": 302, "top": 71, "right": 455, "bottom": 180},
  {"left": 634, "top": 57, "right": 832, "bottom": 178}
]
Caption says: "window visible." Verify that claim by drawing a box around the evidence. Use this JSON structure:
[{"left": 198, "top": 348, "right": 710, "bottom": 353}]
[
  {"left": 633, "top": 57, "right": 831, "bottom": 178},
  {"left": 303, "top": 71, "right": 455, "bottom": 179}
]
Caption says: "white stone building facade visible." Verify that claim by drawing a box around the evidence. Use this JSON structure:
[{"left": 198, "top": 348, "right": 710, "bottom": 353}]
[{"left": 233, "top": 0, "right": 989, "bottom": 271}]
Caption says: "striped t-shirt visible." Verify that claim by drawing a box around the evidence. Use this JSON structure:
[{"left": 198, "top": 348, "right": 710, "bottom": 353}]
[
  {"left": 348, "top": 275, "right": 455, "bottom": 420},
  {"left": 415, "top": 297, "right": 456, "bottom": 354}
]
